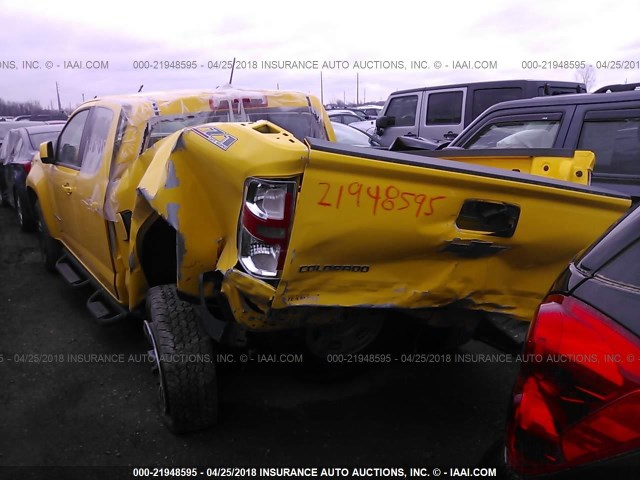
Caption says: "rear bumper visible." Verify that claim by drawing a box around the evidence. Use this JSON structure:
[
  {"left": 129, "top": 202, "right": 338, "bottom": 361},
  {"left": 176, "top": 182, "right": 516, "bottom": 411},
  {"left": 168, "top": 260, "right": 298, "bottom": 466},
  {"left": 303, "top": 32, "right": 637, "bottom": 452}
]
[{"left": 198, "top": 268, "right": 392, "bottom": 335}]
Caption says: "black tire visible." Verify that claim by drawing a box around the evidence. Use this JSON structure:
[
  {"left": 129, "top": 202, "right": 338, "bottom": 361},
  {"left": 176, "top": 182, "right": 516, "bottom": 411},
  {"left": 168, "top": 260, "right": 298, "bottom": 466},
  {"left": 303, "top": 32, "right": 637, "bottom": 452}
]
[
  {"left": 0, "top": 171, "right": 9, "bottom": 207},
  {"left": 145, "top": 284, "right": 218, "bottom": 433},
  {"left": 16, "top": 191, "right": 36, "bottom": 232},
  {"left": 302, "top": 311, "right": 385, "bottom": 379},
  {"left": 0, "top": 189, "right": 9, "bottom": 207},
  {"left": 34, "top": 200, "right": 62, "bottom": 271},
  {"left": 305, "top": 313, "right": 385, "bottom": 358},
  {"left": 413, "top": 325, "right": 475, "bottom": 352},
  {"left": 477, "top": 439, "right": 522, "bottom": 479}
]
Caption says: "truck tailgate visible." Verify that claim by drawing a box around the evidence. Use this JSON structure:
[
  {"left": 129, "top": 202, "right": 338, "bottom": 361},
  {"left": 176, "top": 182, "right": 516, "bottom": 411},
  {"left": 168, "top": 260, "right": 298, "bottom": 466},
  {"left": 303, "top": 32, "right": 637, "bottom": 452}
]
[{"left": 272, "top": 141, "right": 631, "bottom": 321}]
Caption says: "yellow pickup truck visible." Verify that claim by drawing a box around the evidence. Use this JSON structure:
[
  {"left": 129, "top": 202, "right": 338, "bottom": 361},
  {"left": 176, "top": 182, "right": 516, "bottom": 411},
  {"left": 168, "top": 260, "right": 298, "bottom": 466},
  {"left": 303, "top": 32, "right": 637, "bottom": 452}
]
[{"left": 26, "top": 87, "right": 631, "bottom": 432}]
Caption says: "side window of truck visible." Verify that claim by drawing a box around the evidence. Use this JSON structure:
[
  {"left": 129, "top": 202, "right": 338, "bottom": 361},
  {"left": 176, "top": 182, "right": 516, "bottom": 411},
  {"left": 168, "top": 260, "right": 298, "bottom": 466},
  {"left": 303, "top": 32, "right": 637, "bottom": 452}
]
[
  {"left": 462, "top": 115, "right": 562, "bottom": 149},
  {"left": 426, "top": 92, "right": 463, "bottom": 125},
  {"left": 80, "top": 107, "right": 114, "bottom": 174},
  {"left": 577, "top": 111, "right": 640, "bottom": 176},
  {"left": 386, "top": 95, "right": 418, "bottom": 126},
  {"left": 57, "top": 110, "right": 91, "bottom": 169}
]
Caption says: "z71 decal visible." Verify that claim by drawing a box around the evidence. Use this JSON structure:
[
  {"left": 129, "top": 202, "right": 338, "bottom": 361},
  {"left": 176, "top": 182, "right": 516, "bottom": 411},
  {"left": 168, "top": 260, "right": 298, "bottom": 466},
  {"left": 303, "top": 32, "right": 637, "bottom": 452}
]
[{"left": 192, "top": 125, "right": 238, "bottom": 150}]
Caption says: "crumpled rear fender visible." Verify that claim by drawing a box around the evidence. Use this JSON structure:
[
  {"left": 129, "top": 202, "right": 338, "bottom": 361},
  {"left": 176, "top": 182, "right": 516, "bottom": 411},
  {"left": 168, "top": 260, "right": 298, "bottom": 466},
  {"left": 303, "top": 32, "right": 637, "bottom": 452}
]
[{"left": 128, "top": 122, "right": 308, "bottom": 303}]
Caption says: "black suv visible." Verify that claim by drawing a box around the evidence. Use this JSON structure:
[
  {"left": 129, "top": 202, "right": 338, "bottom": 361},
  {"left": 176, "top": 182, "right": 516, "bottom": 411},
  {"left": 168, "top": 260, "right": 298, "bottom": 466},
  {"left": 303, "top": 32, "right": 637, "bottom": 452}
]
[
  {"left": 445, "top": 83, "right": 640, "bottom": 196},
  {"left": 505, "top": 202, "right": 640, "bottom": 478}
]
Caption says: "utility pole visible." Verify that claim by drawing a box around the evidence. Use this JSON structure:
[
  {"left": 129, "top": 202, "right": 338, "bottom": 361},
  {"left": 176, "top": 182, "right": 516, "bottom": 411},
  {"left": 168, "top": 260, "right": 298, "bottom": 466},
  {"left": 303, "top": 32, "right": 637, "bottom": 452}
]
[
  {"left": 356, "top": 73, "right": 359, "bottom": 105},
  {"left": 82, "top": 93, "right": 85, "bottom": 102},
  {"left": 56, "top": 82, "right": 62, "bottom": 111},
  {"left": 228, "top": 57, "right": 236, "bottom": 85},
  {"left": 320, "top": 71, "right": 324, "bottom": 105}
]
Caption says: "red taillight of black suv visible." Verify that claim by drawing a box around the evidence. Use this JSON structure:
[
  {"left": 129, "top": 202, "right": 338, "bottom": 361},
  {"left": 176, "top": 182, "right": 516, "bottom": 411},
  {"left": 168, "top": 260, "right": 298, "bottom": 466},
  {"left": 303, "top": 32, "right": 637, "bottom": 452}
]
[{"left": 507, "top": 294, "right": 640, "bottom": 475}]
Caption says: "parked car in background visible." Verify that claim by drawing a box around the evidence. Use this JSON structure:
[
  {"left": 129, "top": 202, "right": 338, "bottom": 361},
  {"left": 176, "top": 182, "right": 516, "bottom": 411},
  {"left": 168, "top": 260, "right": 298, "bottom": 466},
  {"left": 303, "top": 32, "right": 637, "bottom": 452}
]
[
  {"left": 327, "top": 109, "right": 375, "bottom": 133},
  {"left": 0, "top": 124, "right": 64, "bottom": 230},
  {"left": 0, "top": 121, "right": 45, "bottom": 138},
  {"left": 328, "top": 109, "right": 367, "bottom": 124},
  {"left": 353, "top": 105, "right": 382, "bottom": 119},
  {"left": 13, "top": 112, "right": 68, "bottom": 122},
  {"left": 28, "top": 112, "right": 68, "bottom": 122},
  {"left": 446, "top": 83, "right": 640, "bottom": 196},
  {"left": 0, "top": 121, "right": 45, "bottom": 206},
  {"left": 347, "top": 109, "right": 368, "bottom": 120},
  {"left": 331, "top": 121, "right": 380, "bottom": 147},
  {"left": 0, "top": 134, "right": 9, "bottom": 205},
  {"left": 375, "top": 80, "right": 586, "bottom": 147},
  {"left": 506, "top": 202, "right": 640, "bottom": 478}
]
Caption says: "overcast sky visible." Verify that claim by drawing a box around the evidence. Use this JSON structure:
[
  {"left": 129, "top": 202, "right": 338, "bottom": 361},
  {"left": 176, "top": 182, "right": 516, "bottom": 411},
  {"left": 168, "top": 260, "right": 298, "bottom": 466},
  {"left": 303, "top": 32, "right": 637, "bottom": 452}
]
[{"left": 1, "top": 0, "right": 639, "bottom": 109}]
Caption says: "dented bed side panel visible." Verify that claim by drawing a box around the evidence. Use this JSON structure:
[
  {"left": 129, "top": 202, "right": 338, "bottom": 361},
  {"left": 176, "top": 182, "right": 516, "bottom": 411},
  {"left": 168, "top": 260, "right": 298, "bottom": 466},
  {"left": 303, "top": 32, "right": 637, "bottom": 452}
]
[{"left": 272, "top": 145, "right": 631, "bottom": 322}]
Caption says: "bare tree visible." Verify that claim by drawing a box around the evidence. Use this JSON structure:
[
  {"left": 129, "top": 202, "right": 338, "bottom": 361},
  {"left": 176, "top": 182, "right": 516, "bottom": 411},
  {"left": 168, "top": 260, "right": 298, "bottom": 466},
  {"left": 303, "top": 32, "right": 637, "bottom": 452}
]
[
  {"left": 575, "top": 65, "right": 597, "bottom": 92},
  {"left": 0, "top": 98, "right": 47, "bottom": 116}
]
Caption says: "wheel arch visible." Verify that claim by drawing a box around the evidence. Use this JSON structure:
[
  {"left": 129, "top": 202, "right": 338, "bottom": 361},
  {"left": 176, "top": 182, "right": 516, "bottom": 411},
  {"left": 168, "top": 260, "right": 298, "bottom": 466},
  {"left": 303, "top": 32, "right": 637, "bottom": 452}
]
[
  {"left": 26, "top": 183, "right": 61, "bottom": 239},
  {"left": 137, "top": 213, "right": 178, "bottom": 289}
]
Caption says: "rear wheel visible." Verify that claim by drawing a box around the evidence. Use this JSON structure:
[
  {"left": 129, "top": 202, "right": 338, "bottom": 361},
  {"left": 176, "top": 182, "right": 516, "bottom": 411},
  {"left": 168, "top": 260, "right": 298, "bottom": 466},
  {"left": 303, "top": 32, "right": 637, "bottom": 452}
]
[
  {"left": 0, "top": 189, "right": 9, "bottom": 207},
  {"left": 34, "top": 200, "right": 62, "bottom": 271},
  {"left": 305, "top": 312, "right": 385, "bottom": 358},
  {"left": 16, "top": 192, "right": 36, "bottom": 232},
  {"left": 302, "top": 311, "right": 385, "bottom": 378},
  {"left": 389, "top": 309, "right": 479, "bottom": 353},
  {"left": 145, "top": 284, "right": 218, "bottom": 433},
  {"left": 0, "top": 172, "right": 9, "bottom": 207}
]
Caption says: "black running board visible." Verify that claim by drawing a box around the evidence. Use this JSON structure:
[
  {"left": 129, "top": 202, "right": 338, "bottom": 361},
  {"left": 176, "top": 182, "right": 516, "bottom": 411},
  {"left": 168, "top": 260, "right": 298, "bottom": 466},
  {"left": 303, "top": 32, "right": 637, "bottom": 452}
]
[
  {"left": 55, "top": 255, "right": 90, "bottom": 287},
  {"left": 87, "top": 290, "right": 127, "bottom": 325},
  {"left": 56, "top": 250, "right": 127, "bottom": 325}
]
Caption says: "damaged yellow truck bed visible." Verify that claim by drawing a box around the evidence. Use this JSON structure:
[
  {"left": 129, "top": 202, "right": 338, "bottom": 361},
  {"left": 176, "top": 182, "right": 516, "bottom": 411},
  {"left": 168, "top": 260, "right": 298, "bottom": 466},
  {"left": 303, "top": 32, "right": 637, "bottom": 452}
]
[
  {"left": 137, "top": 126, "right": 628, "bottom": 326},
  {"left": 274, "top": 142, "right": 629, "bottom": 321}
]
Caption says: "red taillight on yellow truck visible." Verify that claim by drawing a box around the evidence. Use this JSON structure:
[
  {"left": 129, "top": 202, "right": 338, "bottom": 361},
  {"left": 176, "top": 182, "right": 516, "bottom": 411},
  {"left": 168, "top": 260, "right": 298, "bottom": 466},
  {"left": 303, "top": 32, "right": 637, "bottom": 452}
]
[
  {"left": 238, "top": 178, "right": 297, "bottom": 278},
  {"left": 507, "top": 294, "right": 640, "bottom": 475}
]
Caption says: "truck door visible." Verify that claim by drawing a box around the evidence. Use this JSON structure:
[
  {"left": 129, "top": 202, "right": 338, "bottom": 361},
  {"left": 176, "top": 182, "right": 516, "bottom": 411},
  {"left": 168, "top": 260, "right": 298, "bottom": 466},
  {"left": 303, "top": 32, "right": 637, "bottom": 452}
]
[
  {"left": 67, "top": 106, "right": 121, "bottom": 299},
  {"left": 377, "top": 93, "right": 422, "bottom": 147},
  {"left": 450, "top": 106, "right": 575, "bottom": 149},
  {"left": 47, "top": 109, "right": 91, "bottom": 245},
  {"left": 565, "top": 104, "right": 640, "bottom": 196},
  {"left": 420, "top": 88, "right": 466, "bottom": 142}
]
